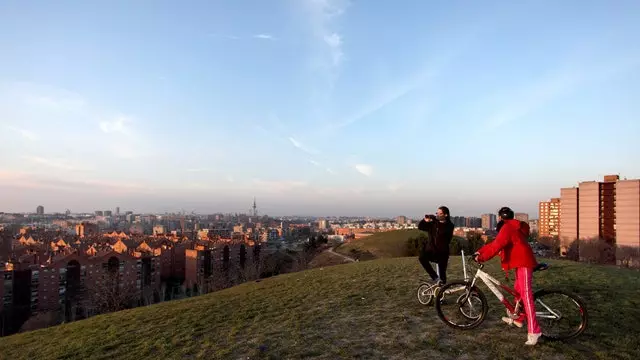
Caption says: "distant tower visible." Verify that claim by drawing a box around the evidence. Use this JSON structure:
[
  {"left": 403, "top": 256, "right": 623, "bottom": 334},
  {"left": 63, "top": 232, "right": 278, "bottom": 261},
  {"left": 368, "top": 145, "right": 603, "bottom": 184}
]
[
  {"left": 36, "top": 205, "right": 44, "bottom": 215},
  {"left": 252, "top": 197, "right": 258, "bottom": 217}
]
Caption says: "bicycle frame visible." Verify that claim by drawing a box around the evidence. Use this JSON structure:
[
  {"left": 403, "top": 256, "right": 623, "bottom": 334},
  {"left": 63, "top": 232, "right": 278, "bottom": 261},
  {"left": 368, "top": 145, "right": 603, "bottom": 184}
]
[
  {"left": 462, "top": 258, "right": 563, "bottom": 321},
  {"left": 469, "top": 267, "right": 522, "bottom": 316}
]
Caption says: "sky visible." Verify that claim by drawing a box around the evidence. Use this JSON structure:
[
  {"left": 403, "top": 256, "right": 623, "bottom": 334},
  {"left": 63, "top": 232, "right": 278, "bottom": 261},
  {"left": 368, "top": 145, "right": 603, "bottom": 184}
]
[{"left": 1, "top": 0, "right": 639, "bottom": 217}]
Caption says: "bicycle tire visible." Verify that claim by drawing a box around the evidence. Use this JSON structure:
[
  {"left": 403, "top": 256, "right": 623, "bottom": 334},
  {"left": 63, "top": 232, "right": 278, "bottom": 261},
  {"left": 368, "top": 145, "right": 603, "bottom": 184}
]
[
  {"left": 434, "top": 280, "right": 488, "bottom": 330},
  {"left": 534, "top": 288, "right": 588, "bottom": 341},
  {"left": 417, "top": 283, "right": 436, "bottom": 306}
]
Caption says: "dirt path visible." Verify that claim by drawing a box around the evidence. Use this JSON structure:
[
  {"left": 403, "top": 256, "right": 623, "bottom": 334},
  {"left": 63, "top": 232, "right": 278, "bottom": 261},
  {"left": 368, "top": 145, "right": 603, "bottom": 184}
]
[{"left": 326, "top": 247, "right": 356, "bottom": 262}]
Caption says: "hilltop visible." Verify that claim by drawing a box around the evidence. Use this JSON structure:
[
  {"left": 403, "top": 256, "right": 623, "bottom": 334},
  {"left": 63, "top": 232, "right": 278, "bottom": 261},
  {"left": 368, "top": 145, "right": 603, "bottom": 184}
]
[
  {"left": 335, "top": 229, "right": 423, "bottom": 259},
  {"left": 335, "top": 229, "right": 468, "bottom": 260},
  {"left": 0, "top": 257, "right": 638, "bottom": 359}
]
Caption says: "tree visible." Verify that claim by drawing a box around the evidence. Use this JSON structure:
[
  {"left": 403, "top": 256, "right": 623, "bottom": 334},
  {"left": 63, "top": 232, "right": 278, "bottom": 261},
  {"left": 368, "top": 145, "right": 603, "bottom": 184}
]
[{"left": 88, "top": 271, "right": 138, "bottom": 314}]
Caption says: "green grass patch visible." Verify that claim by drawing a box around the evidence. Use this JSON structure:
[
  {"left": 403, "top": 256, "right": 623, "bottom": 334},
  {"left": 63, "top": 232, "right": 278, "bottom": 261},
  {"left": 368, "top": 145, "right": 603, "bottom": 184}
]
[
  {"left": 335, "top": 229, "right": 423, "bottom": 259},
  {"left": 0, "top": 257, "right": 638, "bottom": 359}
]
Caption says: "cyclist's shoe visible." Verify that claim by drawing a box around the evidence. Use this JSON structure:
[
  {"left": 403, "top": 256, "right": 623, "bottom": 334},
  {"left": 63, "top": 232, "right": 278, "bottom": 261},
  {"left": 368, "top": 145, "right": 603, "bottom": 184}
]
[
  {"left": 525, "top": 333, "right": 542, "bottom": 346},
  {"left": 501, "top": 316, "right": 523, "bottom": 328}
]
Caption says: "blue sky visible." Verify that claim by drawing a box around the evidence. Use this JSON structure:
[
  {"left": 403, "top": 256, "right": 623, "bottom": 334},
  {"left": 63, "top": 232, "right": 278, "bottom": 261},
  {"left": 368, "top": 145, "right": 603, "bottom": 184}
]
[{"left": 1, "top": 0, "right": 639, "bottom": 217}]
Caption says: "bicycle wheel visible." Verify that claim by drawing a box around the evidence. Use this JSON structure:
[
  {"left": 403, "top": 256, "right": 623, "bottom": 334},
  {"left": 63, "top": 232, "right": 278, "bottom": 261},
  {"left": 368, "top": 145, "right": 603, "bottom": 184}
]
[
  {"left": 534, "top": 288, "right": 588, "bottom": 341},
  {"left": 417, "top": 283, "right": 437, "bottom": 306},
  {"left": 435, "top": 281, "right": 488, "bottom": 330}
]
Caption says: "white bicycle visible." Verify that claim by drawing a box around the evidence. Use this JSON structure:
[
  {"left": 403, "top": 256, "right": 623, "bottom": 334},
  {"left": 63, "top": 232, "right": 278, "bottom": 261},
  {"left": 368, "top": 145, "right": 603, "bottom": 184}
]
[{"left": 434, "top": 255, "right": 589, "bottom": 341}]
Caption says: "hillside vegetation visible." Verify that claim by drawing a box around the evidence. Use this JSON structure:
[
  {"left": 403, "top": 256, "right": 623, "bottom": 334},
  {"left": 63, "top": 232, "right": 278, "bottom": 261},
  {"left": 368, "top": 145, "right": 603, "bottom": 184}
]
[{"left": 1, "top": 257, "right": 639, "bottom": 359}]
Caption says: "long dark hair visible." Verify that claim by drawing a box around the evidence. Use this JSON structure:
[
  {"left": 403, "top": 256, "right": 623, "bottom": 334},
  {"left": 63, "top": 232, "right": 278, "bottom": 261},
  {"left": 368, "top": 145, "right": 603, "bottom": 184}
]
[{"left": 438, "top": 206, "right": 452, "bottom": 222}]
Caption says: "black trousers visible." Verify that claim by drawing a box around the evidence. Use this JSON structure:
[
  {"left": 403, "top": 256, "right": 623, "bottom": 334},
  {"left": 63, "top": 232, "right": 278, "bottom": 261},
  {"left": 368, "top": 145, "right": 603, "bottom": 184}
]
[{"left": 419, "top": 250, "right": 449, "bottom": 284}]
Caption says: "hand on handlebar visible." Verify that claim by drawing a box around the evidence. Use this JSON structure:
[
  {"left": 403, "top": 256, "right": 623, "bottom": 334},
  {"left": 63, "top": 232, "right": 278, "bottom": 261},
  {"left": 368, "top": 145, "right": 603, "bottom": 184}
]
[{"left": 471, "top": 252, "right": 480, "bottom": 262}]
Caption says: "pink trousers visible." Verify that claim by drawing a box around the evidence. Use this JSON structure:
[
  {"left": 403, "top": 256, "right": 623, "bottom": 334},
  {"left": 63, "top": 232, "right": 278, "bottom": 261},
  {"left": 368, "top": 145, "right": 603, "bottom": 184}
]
[{"left": 514, "top": 267, "right": 541, "bottom": 334}]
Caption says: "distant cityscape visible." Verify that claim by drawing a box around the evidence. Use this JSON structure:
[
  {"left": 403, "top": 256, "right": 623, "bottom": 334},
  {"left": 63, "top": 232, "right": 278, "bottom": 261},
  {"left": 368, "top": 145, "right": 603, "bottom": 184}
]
[{"left": 1, "top": 172, "right": 638, "bottom": 336}]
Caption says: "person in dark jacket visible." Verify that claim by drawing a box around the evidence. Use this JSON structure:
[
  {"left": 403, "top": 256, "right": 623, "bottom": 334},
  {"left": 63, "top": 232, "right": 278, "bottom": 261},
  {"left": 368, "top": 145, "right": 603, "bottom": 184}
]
[{"left": 418, "top": 206, "right": 454, "bottom": 284}]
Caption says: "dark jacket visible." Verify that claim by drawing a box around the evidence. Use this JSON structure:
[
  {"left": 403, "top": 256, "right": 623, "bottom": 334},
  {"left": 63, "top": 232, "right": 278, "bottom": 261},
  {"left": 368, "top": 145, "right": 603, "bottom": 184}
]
[{"left": 418, "top": 218, "right": 454, "bottom": 260}]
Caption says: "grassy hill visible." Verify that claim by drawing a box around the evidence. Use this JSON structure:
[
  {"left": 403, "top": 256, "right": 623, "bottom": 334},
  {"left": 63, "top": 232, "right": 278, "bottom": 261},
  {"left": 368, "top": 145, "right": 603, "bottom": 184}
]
[
  {"left": 1, "top": 257, "right": 639, "bottom": 359},
  {"left": 335, "top": 229, "right": 423, "bottom": 259}
]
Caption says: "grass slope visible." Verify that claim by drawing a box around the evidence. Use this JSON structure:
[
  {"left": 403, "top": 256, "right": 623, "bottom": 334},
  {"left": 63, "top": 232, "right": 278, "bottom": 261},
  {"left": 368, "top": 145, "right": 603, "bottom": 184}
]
[
  {"left": 335, "top": 229, "right": 423, "bottom": 259},
  {"left": 1, "top": 257, "right": 639, "bottom": 360}
]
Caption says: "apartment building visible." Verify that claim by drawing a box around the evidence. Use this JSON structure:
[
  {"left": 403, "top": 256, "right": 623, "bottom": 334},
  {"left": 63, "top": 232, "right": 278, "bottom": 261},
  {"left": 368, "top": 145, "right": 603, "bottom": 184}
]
[
  {"left": 185, "top": 243, "right": 256, "bottom": 293},
  {"left": 481, "top": 214, "right": 497, "bottom": 230},
  {"left": 539, "top": 198, "right": 560, "bottom": 238},
  {"left": 515, "top": 213, "right": 529, "bottom": 223},
  {"left": 553, "top": 174, "right": 640, "bottom": 249},
  {"left": 559, "top": 187, "right": 579, "bottom": 248},
  {"left": 615, "top": 179, "right": 640, "bottom": 247}
]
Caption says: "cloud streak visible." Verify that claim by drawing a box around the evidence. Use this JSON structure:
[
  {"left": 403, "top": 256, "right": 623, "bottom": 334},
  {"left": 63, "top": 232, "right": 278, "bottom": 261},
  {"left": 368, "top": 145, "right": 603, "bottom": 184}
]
[
  {"left": 485, "top": 55, "right": 640, "bottom": 128},
  {"left": 253, "top": 34, "right": 276, "bottom": 40},
  {"left": 99, "top": 115, "right": 133, "bottom": 136},
  {"left": 288, "top": 136, "right": 319, "bottom": 155},
  {"left": 354, "top": 164, "right": 373, "bottom": 176},
  {"left": 23, "top": 156, "right": 91, "bottom": 172},
  {"left": 304, "top": 0, "right": 349, "bottom": 69},
  {"left": 7, "top": 126, "right": 39, "bottom": 141}
]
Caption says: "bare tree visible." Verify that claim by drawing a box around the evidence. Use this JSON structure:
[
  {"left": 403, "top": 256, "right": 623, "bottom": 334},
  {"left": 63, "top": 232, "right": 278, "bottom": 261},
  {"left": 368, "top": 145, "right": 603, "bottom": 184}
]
[{"left": 87, "top": 272, "right": 139, "bottom": 314}]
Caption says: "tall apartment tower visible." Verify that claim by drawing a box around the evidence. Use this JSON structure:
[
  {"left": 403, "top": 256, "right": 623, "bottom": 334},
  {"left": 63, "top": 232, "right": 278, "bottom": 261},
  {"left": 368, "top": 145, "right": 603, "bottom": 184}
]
[
  {"left": 538, "top": 198, "right": 560, "bottom": 238},
  {"left": 559, "top": 187, "right": 579, "bottom": 248},
  {"left": 578, "top": 175, "right": 618, "bottom": 242},
  {"left": 615, "top": 179, "right": 640, "bottom": 247}
]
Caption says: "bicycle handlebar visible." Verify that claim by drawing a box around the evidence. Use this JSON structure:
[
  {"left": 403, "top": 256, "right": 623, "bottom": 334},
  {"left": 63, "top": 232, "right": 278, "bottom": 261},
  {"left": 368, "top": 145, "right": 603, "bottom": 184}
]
[{"left": 468, "top": 255, "right": 484, "bottom": 269}]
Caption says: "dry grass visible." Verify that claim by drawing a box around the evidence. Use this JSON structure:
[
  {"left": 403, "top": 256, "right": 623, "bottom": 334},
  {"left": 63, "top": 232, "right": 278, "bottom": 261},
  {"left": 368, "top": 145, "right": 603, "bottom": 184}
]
[{"left": 0, "top": 257, "right": 638, "bottom": 359}]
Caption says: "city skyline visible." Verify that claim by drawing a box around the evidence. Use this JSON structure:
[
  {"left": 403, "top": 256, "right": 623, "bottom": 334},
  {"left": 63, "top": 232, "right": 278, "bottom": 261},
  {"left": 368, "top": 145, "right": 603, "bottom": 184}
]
[{"left": 1, "top": 1, "right": 639, "bottom": 216}]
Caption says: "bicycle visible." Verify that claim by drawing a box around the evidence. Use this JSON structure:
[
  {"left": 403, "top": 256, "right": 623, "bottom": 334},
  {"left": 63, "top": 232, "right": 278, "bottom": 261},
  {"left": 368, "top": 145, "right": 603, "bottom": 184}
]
[
  {"left": 434, "top": 255, "right": 588, "bottom": 341},
  {"left": 417, "top": 250, "right": 468, "bottom": 306},
  {"left": 416, "top": 265, "right": 441, "bottom": 306}
]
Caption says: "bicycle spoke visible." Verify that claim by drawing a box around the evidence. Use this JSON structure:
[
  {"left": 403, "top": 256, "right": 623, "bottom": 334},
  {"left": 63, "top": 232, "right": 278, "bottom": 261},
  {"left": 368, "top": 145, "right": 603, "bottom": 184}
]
[{"left": 534, "top": 290, "right": 588, "bottom": 340}]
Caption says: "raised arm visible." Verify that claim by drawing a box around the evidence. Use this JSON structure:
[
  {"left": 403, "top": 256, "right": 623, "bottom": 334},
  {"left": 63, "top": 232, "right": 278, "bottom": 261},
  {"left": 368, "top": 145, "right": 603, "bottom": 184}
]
[{"left": 476, "top": 226, "right": 511, "bottom": 262}]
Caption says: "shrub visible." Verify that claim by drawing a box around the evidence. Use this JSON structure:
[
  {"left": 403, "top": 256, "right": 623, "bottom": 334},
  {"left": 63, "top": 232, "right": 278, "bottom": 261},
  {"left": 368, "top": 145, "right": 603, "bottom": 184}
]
[
  {"left": 579, "top": 238, "right": 616, "bottom": 265},
  {"left": 616, "top": 246, "right": 640, "bottom": 268},
  {"left": 405, "top": 233, "right": 428, "bottom": 257}
]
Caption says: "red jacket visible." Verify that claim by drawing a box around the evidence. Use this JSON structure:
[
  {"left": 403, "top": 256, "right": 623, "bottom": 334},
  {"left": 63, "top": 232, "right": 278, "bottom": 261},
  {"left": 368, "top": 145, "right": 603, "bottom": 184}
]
[{"left": 476, "top": 219, "right": 537, "bottom": 271}]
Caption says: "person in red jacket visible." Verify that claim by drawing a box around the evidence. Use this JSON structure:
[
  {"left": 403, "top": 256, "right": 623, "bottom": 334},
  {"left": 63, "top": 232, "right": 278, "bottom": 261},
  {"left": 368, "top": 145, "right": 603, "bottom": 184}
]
[{"left": 473, "top": 207, "right": 542, "bottom": 345}]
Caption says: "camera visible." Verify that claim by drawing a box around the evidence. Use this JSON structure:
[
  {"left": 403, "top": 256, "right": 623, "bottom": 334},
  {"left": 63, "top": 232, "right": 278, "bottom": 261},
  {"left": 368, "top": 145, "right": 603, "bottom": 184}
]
[{"left": 425, "top": 214, "right": 437, "bottom": 221}]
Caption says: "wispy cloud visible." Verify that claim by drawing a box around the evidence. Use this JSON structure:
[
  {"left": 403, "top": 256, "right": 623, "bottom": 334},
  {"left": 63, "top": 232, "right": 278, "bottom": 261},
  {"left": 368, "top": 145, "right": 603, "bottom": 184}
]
[
  {"left": 0, "top": 171, "right": 151, "bottom": 194},
  {"left": 304, "top": 0, "right": 349, "bottom": 69},
  {"left": 308, "top": 159, "right": 336, "bottom": 174},
  {"left": 252, "top": 179, "right": 308, "bottom": 193},
  {"left": 323, "top": 66, "right": 439, "bottom": 132},
  {"left": 7, "top": 126, "right": 39, "bottom": 141},
  {"left": 99, "top": 115, "right": 133, "bottom": 136},
  {"left": 253, "top": 34, "right": 276, "bottom": 40},
  {"left": 288, "top": 136, "right": 319, "bottom": 155},
  {"left": 354, "top": 164, "right": 373, "bottom": 176},
  {"left": 485, "top": 56, "right": 640, "bottom": 128},
  {"left": 323, "top": 33, "right": 343, "bottom": 66},
  {"left": 22, "top": 156, "right": 91, "bottom": 171}
]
